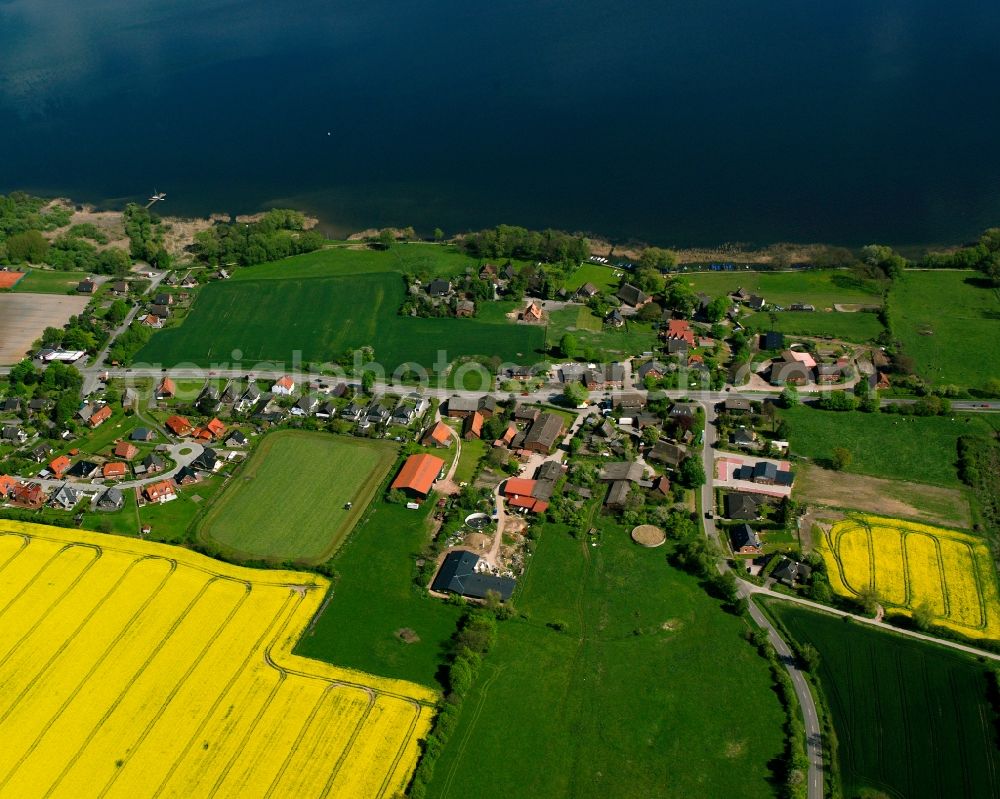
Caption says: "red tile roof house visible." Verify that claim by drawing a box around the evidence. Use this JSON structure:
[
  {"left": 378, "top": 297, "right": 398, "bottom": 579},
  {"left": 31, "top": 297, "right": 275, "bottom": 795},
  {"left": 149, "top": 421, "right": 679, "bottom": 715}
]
[
  {"left": 144, "top": 479, "right": 178, "bottom": 504},
  {"left": 156, "top": 377, "right": 176, "bottom": 400},
  {"left": 89, "top": 405, "right": 113, "bottom": 428},
  {"left": 390, "top": 453, "right": 445, "bottom": 499},
  {"left": 102, "top": 462, "right": 128, "bottom": 480},
  {"left": 114, "top": 441, "right": 139, "bottom": 460},
  {"left": 271, "top": 375, "right": 296, "bottom": 396},
  {"left": 193, "top": 418, "right": 226, "bottom": 441},
  {"left": 49, "top": 455, "right": 72, "bottom": 480},
  {"left": 664, "top": 319, "right": 696, "bottom": 347},
  {"left": 422, "top": 422, "right": 453, "bottom": 448},
  {"left": 165, "top": 415, "right": 193, "bottom": 437},
  {"left": 0, "top": 474, "right": 18, "bottom": 498},
  {"left": 12, "top": 482, "right": 46, "bottom": 509},
  {"left": 502, "top": 477, "right": 549, "bottom": 513}
]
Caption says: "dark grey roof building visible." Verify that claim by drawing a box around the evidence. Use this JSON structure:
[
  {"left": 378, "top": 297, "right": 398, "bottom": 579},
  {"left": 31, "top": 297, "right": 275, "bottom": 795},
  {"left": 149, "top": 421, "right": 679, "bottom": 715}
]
[{"left": 432, "top": 551, "right": 516, "bottom": 601}]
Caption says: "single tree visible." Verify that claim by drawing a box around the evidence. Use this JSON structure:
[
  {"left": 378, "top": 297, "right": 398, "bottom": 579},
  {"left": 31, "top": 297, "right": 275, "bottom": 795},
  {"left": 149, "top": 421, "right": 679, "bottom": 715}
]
[{"left": 831, "top": 446, "right": 853, "bottom": 471}]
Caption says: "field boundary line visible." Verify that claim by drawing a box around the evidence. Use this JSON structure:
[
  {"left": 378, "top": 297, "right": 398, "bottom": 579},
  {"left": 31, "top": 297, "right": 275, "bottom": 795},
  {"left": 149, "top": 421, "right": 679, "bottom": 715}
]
[
  {"left": 0, "top": 533, "right": 30, "bottom": 577},
  {"left": 39, "top": 576, "right": 232, "bottom": 799},
  {"left": 95, "top": 583, "right": 254, "bottom": 799},
  {"left": 437, "top": 664, "right": 509, "bottom": 799},
  {"left": 318, "top": 690, "right": 377, "bottom": 799},
  {"left": 261, "top": 683, "right": 339, "bottom": 799},
  {"left": 149, "top": 590, "right": 299, "bottom": 799},
  {"left": 376, "top": 700, "right": 423, "bottom": 799},
  {"left": 0, "top": 542, "right": 94, "bottom": 626},
  {"left": 0, "top": 556, "right": 179, "bottom": 792},
  {"left": 0, "top": 554, "right": 149, "bottom": 686},
  {"left": 0, "top": 544, "right": 101, "bottom": 669}
]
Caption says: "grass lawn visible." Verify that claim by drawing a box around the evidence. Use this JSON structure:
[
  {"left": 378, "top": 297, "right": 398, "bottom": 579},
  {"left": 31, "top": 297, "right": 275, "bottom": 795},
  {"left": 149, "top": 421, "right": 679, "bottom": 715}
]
[
  {"left": 197, "top": 431, "right": 397, "bottom": 563},
  {"left": 453, "top": 437, "right": 486, "bottom": 483},
  {"left": 141, "top": 474, "right": 227, "bottom": 543},
  {"left": 137, "top": 265, "right": 544, "bottom": 372},
  {"left": 744, "top": 310, "right": 885, "bottom": 342},
  {"left": 10, "top": 269, "right": 89, "bottom": 294},
  {"left": 683, "top": 269, "right": 882, "bottom": 307},
  {"left": 781, "top": 404, "right": 997, "bottom": 487},
  {"left": 767, "top": 602, "right": 1000, "bottom": 799},
  {"left": 429, "top": 521, "right": 787, "bottom": 799},
  {"left": 295, "top": 501, "right": 463, "bottom": 689},
  {"left": 564, "top": 262, "right": 621, "bottom": 292},
  {"left": 545, "top": 307, "right": 658, "bottom": 360},
  {"left": 888, "top": 270, "right": 1000, "bottom": 389}
]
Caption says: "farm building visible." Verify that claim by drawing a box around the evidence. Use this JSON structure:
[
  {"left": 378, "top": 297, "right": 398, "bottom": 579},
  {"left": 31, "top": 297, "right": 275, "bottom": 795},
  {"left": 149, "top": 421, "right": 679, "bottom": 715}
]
[
  {"left": 617, "top": 283, "right": 650, "bottom": 308},
  {"left": 733, "top": 461, "right": 794, "bottom": 487},
  {"left": 390, "top": 453, "right": 445, "bottom": 498},
  {"left": 432, "top": 550, "right": 515, "bottom": 601},
  {"left": 522, "top": 413, "right": 565, "bottom": 454},
  {"left": 502, "top": 477, "right": 550, "bottom": 514},
  {"left": 463, "top": 412, "right": 484, "bottom": 440}
]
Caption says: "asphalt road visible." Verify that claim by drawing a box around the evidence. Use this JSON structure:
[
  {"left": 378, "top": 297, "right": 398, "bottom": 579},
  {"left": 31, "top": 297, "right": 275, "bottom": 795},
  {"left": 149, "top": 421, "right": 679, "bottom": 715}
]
[{"left": 698, "top": 400, "right": 825, "bottom": 799}]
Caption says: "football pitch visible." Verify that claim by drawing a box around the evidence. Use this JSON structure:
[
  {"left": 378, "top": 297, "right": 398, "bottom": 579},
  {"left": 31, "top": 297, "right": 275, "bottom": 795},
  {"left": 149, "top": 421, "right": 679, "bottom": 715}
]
[{"left": 198, "top": 431, "right": 398, "bottom": 563}]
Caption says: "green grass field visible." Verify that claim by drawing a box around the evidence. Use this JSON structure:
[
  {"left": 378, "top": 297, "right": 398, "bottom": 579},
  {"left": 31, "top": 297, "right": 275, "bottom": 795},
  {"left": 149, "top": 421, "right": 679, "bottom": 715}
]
[
  {"left": 429, "top": 521, "right": 787, "bottom": 799},
  {"left": 545, "top": 306, "right": 658, "bottom": 360},
  {"left": 744, "top": 310, "right": 885, "bottom": 342},
  {"left": 683, "top": 269, "right": 882, "bottom": 307},
  {"left": 782, "top": 405, "right": 997, "bottom": 487},
  {"left": 197, "top": 431, "right": 397, "bottom": 563},
  {"left": 888, "top": 270, "right": 1000, "bottom": 389},
  {"left": 136, "top": 255, "right": 544, "bottom": 371},
  {"left": 564, "top": 262, "right": 621, "bottom": 292},
  {"left": 229, "top": 241, "right": 479, "bottom": 281},
  {"left": 768, "top": 602, "right": 1000, "bottom": 799},
  {"left": 295, "top": 501, "right": 463, "bottom": 689},
  {"left": 10, "top": 269, "right": 89, "bottom": 294}
]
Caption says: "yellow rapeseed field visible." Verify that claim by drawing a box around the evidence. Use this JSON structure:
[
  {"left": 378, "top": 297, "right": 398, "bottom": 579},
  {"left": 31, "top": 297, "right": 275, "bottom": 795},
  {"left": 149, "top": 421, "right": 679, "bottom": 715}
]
[
  {"left": 819, "top": 514, "right": 1000, "bottom": 640},
  {"left": 0, "top": 521, "right": 436, "bottom": 798}
]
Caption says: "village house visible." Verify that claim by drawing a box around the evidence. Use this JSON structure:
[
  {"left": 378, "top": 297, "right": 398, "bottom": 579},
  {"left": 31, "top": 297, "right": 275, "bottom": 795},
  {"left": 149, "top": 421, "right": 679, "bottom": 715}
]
[
  {"left": 89, "top": 405, "right": 112, "bottom": 429},
  {"left": 136, "top": 453, "right": 165, "bottom": 476},
  {"left": 733, "top": 461, "right": 794, "bottom": 487},
  {"left": 49, "top": 455, "right": 72, "bottom": 480},
  {"left": 664, "top": 318, "right": 696, "bottom": 347},
  {"left": 431, "top": 551, "right": 516, "bottom": 601},
  {"left": 271, "top": 375, "right": 296, "bottom": 396},
  {"left": 130, "top": 427, "right": 155, "bottom": 442},
  {"left": 142, "top": 314, "right": 163, "bottom": 329},
  {"left": 724, "top": 492, "right": 762, "bottom": 520},
  {"left": 422, "top": 422, "right": 453, "bottom": 448},
  {"left": 77, "top": 278, "right": 96, "bottom": 294},
  {"left": 648, "top": 441, "right": 687, "bottom": 469},
  {"left": 144, "top": 480, "right": 177, "bottom": 503},
  {"left": 291, "top": 395, "right": 319, "bottom": 417},
  {"left": 1, "top": 425, "right": 28, "bottom": 444},
  {"left": 155, "top": 377, "right": 176, "bottom": 400},
  {"left": 769, "top": 350, "right": 816, "bottom": 386},
  {"left": 760, "top": 331, "right": 784, "bottom": 351},
  {"left": 225, "top": 430, "right": 248, "bottom": 448},
  {"left": 730, "top": 523, "right": 762, "bottom": 554},
  {"left": 773, "top": 557, "right": 812, "bottom": 587},
  {"left": 0, "top": 474, "right": 16, "bottom": 499},
  {"left": 12, "top": 481, "right": 47, "bottom": 508},
  {"left": 521, "top": 301, "right": 544, "bottom": 323},
  {"left": 49, "top": 483, "right": 80, "bottom": 510},
  {"left": 637, "top": 360, "right": 670, "bottom": 382},
  {"left": 97, "top": 487, "right": 125, "bottom": 511},
  {"left": 455, "top": 299, "right": 476, "bottom": 317},
  {"left": 103, "top": 462, "right": 128, "bottom": 480},
  {"left": 235, "top": 384, "right": 262, "bottom": 413},
  {"left": 66, "top": 460, "right": 100, "bottom": 479},
  {"left": 605, "top": 308, "right": 625, "bottom": 328},
  {"left": 463, "top": 411, "right": 484, "bottom": 440},
  {"left": 616, "top": 283, "right": 650, "bottom": 308},
  {"left": 165, "top": 415, "right": 192, "bottom": 437},
  {"left": 576, "top": 282, "right": 599, "bottom": 300},
  {"left": 114, "top": 441, "right": 139, "bottom": 460},
  {"left": 425, "top": 278, "right": 452, "bottom": 297}
]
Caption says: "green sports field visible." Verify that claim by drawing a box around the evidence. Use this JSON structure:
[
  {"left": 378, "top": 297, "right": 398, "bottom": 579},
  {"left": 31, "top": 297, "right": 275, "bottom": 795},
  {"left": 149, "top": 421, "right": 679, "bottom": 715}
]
[
  {"left": 135, "top": 249, "right": 545, "bottom": 371},
  {"left": 682, "top": 269, "right": 882, "bottom": 307},
  {"left": 768, "top": 602, "right": 1000, "bottom": 799},
  {"left": 11, "top": 269, "right": 90, "bottom": 294},
  {"left": 888, "top": 270, "right": 1000, "bottom": 389},
  {"left": 428, "top": 521, "right": 787, "bottom": 799},
  {"left": 197, "top": 431, "right": 397, "bottom": 563}
]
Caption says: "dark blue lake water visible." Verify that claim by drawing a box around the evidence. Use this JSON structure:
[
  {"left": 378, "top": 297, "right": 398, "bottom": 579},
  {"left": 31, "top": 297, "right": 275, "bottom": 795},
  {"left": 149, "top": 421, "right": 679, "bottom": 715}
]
[{"left": 1, "top": 0, "right": 999, "bottom": 247}]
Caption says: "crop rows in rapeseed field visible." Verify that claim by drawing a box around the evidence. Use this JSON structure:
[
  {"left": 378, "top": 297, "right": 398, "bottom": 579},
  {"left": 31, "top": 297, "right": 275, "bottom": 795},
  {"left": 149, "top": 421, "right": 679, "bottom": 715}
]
[
  {"left": 0, "top": 521, "right": 436, "bottom": 798},
  {"left": 819, "top": 514, "right": 1000, "bottom": 640}
]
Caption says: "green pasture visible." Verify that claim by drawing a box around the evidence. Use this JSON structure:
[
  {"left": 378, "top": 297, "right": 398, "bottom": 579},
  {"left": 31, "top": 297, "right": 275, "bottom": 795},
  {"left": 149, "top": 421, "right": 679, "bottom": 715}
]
[
  {"left": 10, "top": 269, "right": 90, "bottom": 294},
  {"left": 683, "top": 269, "right": 882, "bottom": 307},
  {"left": 744, "top": 310, "right": 884, "bottom": 342}
]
